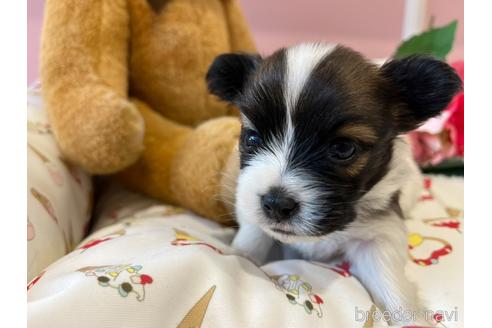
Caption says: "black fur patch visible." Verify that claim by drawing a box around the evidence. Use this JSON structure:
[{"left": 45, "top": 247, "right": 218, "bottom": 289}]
[{"left": 237, "top": 50, "right": 289, "bottom": 168}]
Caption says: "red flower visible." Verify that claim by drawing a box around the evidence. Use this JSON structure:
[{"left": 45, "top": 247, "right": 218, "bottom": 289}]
[
  {"left": 408, "top": 60, "right": 464, "bottom": 166},
  {"left": 446, "top": 92, "right": 464, "bottom": 156}
]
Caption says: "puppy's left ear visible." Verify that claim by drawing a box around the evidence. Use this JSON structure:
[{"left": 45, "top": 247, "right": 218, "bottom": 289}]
[
  {"left": 381, "top": 55, "right": 462, "bottom": 132},
  {"left": 206, "top": 53, "right": 262, "bottom": 103}
]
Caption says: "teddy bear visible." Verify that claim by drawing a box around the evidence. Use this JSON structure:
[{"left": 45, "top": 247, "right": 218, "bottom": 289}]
[{"left": 40, "top": 0, "right": 255, "bottom": 224}]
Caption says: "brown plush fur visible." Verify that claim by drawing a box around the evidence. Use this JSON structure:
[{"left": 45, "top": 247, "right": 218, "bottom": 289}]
[{"left": 41, "top": 0, "right": 255, "bottom": 223}]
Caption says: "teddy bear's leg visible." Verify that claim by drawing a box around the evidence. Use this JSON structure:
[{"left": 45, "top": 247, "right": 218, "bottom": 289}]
[
  {"left": 41, "top": 0, "right": 145, "bottom": 174},
  {"left": 118, "top": 100, "right": 241, "bottom": 224}
]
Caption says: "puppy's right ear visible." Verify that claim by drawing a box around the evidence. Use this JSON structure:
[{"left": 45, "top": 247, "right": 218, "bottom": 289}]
[
  {"left": 206, "top": 53, "right": 262, "bottom": 103},
  {"left": 381, "top": 55, "right": 462, "bottom": 132}
]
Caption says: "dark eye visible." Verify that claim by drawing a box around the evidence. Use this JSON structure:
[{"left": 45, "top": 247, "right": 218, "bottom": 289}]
[
  {"left": 329, "top": 138, "right": 357, "bottom": 161},
  {"left": 243, "top": 129, "right": 263, "bottom": 151}
]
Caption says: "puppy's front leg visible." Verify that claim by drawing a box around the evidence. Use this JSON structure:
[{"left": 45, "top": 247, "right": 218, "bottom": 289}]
[
  {"left": 232, "top": 221, "right": 274, "bottom": 265},
  {"left": 346, "top": 220, "right": 424, "bottom": 326}
]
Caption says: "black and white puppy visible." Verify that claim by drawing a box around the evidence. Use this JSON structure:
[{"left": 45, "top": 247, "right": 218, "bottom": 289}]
[{"left": 206, "top": 43, "right": 461, "bottom": 325}]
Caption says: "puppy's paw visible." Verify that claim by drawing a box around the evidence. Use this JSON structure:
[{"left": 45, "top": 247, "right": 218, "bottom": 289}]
[
  {"left": 231, "top": 224, "right": 274, "bottom": 266},
  {"left": 232, "top": 247, "right": 267, "bottom": 266}
]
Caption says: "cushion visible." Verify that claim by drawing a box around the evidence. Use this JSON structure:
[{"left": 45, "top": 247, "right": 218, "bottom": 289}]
[
  {"left": 27, "top": 85, "right": 93, "bottom": 282},
  {"left": 27, "top": 175, "right": 463, "bottom": 327}
]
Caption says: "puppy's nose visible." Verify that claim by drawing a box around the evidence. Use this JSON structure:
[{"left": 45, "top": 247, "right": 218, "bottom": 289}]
[{"left": 261, "top": 188, "right": 299, "bottom": 221}]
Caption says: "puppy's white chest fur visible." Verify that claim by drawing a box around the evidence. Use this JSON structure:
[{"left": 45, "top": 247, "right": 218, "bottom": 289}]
[
  {"left": 288, "top": 205, "right": 409, "bottom": 263},
  {"left": 290, "top": 233, "right": 345, "bottom": 262}
]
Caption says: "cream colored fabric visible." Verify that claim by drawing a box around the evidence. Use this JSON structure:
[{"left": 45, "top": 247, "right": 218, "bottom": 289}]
[
  {"left": 27, "top": 174, "right": 463, "bottom": 327},
  {"left": 27, "top": 85, "right": 93, "bottom": 282}
]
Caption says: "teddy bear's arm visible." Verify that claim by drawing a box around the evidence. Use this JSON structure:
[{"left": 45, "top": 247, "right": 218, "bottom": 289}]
[
  {"left": 118, "top": 99, "right": 241, "bottom": 224},
  {"left": 41, "top": 0, "right": 145, "bottom": 174}
]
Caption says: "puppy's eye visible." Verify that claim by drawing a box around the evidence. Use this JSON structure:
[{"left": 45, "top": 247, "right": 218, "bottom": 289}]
[
  {"left": 243, "top": 129, "right": 263, "bottom": 151},
  {"left": 329, "top": 138, "right": 357, "bottom": 161}
]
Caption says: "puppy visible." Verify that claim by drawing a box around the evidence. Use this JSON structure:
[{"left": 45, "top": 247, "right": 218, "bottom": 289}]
[{"left": 206, "top": 43, "right": 461, "bottom": 325}]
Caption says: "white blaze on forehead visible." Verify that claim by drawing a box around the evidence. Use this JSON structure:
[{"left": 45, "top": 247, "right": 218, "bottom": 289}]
[
  {"left": 236, "top": 43, "right": 337, "bottom": 229},
  {"left": 284, "top": 43, "right": 336, "bottom": 113}
]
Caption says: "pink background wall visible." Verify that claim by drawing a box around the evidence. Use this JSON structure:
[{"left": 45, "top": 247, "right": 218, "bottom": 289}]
[
  {"left": 27, "top": 0, "right": 463, "bottom": 84},
  {"left": 28, "top": 0, "right": 44, "bottom": 84}
]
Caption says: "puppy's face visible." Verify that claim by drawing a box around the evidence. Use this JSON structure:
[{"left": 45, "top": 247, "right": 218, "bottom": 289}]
[{"left": 207, "top": 44, "right": 461, "bottom": 242}]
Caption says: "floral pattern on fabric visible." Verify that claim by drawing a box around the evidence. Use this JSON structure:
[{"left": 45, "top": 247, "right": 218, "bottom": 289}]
[
  {"left": 31, "top": 186, "right": 75, "bottom": 253},
  {"left": 423, "top": 207, "right": 463, "bottom": 233},
  {"left": 271, "top": 273, "right": 324, "bottom": 318},
  {"left": 78, "top": 264, "right": 153, "bottom": 301},
  {"left": 31, "top": 187, "right": 58, "bottom": 223},
  {"left": 78, "top": 229, "right": 126, "bottom": 253},
  {"left": 408, "top": 177, "right": 462, "bottom": 268},
  {"left": 408, "top": 233, "right": 453, "bottom": 267},
  {"left": 171, "top": 229, "right": 223, "bottom": 254},
  {"left": 27, "top": 271, "right": 45, "bottom": 291},
  {"left": 312, "top": 261, "right": 352, "bottom": 277},
  {"left": 28, "top": 143, "right": 64, "bottom": 186}
]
